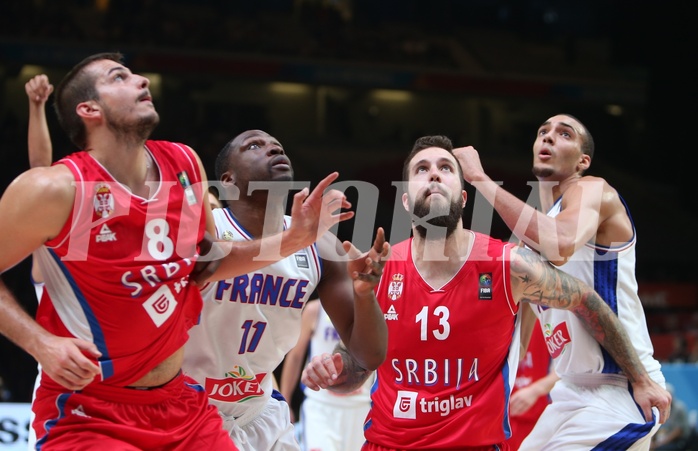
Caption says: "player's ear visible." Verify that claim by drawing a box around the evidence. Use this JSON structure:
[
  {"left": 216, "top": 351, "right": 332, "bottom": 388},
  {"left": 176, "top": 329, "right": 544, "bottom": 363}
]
[
  {"left": 220, "top": 171, "right": 234, "bottom": 186},
  {"left": 401, "top": 192, "right": 410, "bottom": 212},
  {"left": 578, "top": 153, "right": 591, "bottom": 173},
  {"left": 76, "top": 100, "right": 100, "bottom": 120}
]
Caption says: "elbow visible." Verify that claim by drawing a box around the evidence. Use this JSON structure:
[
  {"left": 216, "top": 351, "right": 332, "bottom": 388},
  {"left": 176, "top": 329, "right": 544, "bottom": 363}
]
[
  {"left": 354, "top": 341, "right": 387, "bottom": 371},
  {"left": 552, "top": 235, "right": 577, "bottom": 261},
  {"left": 29, "top": 157, "right": 51, "bottom": 169},
  {"left": 357, "top": 347, "right": 387, "bottom": 372}
]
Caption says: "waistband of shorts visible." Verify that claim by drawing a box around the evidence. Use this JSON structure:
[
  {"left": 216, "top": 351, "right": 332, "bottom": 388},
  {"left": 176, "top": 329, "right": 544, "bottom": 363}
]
[
  {"left": 77, "top": 371, "right": 191, "bottom": 404},
  {"left": 219, "top": 395, "right": 269, "bottom": 427},
  {"left": 560, "top": 373, "right": 629, "bottom": 388}
]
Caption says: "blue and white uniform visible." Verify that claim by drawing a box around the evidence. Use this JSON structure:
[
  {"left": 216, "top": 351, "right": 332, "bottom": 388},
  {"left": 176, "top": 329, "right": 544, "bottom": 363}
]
[
  {"left": 521, "top": 196, "right": 665, "bottom": 450},
  {"left": 183, "top": 207, "right": 322, "bottom": 451}
]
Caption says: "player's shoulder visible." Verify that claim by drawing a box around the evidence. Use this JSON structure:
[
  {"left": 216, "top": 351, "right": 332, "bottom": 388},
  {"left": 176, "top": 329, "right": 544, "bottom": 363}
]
[
  {"left": 10, "top": 165, "right": 75, "bottom": 198},
  {"left": 146, "top": 140, "right": 197, "bottom": 157},
  {"left": 1, "top": 166, "right": 77, "bottom": 226},
  {"left": 578, "top": 174, "right": 615, "bottom": 191},
  {"left": 579, "top": 175, "right": 623, "bottom": 204}
]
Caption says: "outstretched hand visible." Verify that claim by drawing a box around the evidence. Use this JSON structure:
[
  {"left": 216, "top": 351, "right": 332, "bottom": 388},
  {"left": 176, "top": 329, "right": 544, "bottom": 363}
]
[
  {"left": 288, "top": 172, "right": 354, "bottom": 248},
  {"left": 343, "top": 227, "right": 390, "bottom": 297}
]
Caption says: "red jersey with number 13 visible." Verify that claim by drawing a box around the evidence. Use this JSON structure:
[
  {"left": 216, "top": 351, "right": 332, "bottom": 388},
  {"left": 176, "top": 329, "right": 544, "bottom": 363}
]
[{"left": 365, "top": 232, "right": 519, "bottom": 449}]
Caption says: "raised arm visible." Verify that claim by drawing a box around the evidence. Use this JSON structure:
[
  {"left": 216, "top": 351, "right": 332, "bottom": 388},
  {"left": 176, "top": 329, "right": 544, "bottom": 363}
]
[
  {"left": 508, "top": 246, "right": 671, "bottom": 422},
  {"left": 25, "top": 74, "right": 54, "bottom": 168},
  {"left": 194, "top": 172, "right": 355, "bottom": 283},
  {"left": 315, "top": 227, "right": 389, "bottom": 371},
  {"left": 279, "top": 299, "right": 319, "bottom": 422},
  {"left": 0, "top": 167, "right": 101, "bottom": 390},
  {"left": 454, "top": 146, "right": 609, "bottom": 264}
]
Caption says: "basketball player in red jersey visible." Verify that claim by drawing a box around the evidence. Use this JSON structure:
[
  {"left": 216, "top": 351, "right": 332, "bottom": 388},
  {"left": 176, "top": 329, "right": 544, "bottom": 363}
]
[
  {"left": 301, "top": 135, "right": 669, "bottom": 450},
  {"left": 0, "top": 52, "right": 352, "bottom": 450}
]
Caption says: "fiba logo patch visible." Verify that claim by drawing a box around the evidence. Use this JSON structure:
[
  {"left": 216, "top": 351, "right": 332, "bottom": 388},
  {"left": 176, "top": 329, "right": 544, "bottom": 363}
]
[
  {"left": 393, "top": 390, "right": 418, "bottom": 419},
  {"left": 93, "top": 183, "right": 114, "bottom": 218},
  {"left": 478, "top": 272, "right": 492, "bottom": 300},
  {"left": 388, "top": 273, "right": 404, "bottom": 301},
  {"left": 142, "top": 285, "right": 177, "bottom": 327}
]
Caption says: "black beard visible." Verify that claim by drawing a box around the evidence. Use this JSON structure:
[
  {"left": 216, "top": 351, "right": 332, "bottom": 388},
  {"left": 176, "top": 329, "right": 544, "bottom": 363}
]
[
  {"left": 410, "top": 195, "right": 462, "bottom": 239},
  {"left": 532, "top": 165, "right": 553, "bottom": 178},
  {"left": 106, "top": 111, "right": 159, "bottom": 144}
]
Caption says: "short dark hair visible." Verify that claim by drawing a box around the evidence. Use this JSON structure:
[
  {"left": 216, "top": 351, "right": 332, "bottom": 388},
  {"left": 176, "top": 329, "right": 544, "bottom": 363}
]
[
  {"left": 214, "top": 138, "right": 236, "bottom": 181},
  {"left": 53, "top": 52, "right": 124, "bottom": 149},
  {"left": 401, "top": 135, "right": 465, "bottom": 190}
]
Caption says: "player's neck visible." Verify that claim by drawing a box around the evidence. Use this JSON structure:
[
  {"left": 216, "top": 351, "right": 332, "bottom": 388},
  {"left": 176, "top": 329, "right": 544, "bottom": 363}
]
[
  {"left": 226, "top": 201, "right": 285, "bottom": 238},
  {"left": 411, "top": 228, "right": 473, "bottom": 285},
  {"left": 87, "top": 137, "right": 155, "bottom": 197}
]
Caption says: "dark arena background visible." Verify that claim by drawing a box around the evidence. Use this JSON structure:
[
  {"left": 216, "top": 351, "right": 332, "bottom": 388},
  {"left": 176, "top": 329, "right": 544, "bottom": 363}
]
[{"left": 0, "top": 0, "right": 696, "bottom": 437}]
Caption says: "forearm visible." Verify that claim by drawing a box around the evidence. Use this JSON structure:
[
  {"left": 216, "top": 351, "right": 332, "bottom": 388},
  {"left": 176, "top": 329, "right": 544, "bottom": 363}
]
[
  {"left": 327, "top": 343, "right": 373, "bottom": 394},
  {"left": 207, "top": 230, "right": 309, "bottom": 281},
  {"left": 279, "top": 354, "right": 303, "bottom": 402},
  {"left": 469, "top": 176, "right": 565, "bottom": 261},
  {"left": 529, "top": 371, "right": 560, "bottom": 397},
  {"left": 343, "top": 292, "right": 387, "bottom": 371},
  {"left": 0, "top": 282, "right": 51, "bottom": 361},
  {"left": 572, "top": 291, "right": 650, "bottom": 384},
  {"left": 27, "top": 104, "right": 52, "bottom": 168}
]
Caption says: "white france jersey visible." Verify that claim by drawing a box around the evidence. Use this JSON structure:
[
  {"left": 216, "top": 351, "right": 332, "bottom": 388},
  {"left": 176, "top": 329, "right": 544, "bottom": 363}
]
[
  {"left": 183, "top": 207, "right": 322, "bottom": 425},
  {"left": 532, "top": 196, "right": 663, "bottom": 384},
  {"left": 304, "top": 305, "right": 373, "bottom": 407}
]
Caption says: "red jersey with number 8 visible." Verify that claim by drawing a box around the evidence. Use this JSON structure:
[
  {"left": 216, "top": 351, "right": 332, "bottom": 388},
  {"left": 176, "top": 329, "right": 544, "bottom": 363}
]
[{"left": 34, "top": 141, "right": 206, "bottom": 387}]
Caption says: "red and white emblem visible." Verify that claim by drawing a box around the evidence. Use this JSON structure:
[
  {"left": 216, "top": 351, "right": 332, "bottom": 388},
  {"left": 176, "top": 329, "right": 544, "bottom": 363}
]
[
  {"left": 93, "top": 183, "right": 114, "bottom": 218},
  {"left": 388, "top": 273, "right": 404, "bottom": 301}
]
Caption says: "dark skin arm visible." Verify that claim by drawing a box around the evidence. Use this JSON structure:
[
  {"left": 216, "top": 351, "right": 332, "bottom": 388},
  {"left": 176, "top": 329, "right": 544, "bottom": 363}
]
[{"left": 316, "top": 227, "right": 389, "bottom": 371}]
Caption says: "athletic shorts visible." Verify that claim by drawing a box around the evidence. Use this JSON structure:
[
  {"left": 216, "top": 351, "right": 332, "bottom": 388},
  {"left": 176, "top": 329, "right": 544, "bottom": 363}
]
[
  {"left": 300, "top": 396, "right": 370, "bottom": 451},
  {"left": 361, "top": 443, "right": 509, "bottom": 451},
  {"left": 31, "top": 373, "right": 237, "bottom": 450},
  {"left": 224, "top": 391, "right": 300, "bottom": 451},
  {"left": 519, "top": 377, "right": 661, "bottom": 450}
]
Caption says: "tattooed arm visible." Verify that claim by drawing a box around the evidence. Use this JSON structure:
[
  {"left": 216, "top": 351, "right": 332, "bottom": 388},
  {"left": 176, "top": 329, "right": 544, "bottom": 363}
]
[
  {"left": 508, "top": 246, "right": 672, "bottom": 423},
  {"left": 301, "top": 342, "right": 373, "bottom": 394}
]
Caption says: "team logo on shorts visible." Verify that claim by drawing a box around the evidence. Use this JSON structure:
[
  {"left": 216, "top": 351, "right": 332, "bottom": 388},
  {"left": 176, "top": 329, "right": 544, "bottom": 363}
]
[
  {"left": 478, "top": 273, "right": 492, "bottom": 300},
  {"left": 388, "top": 273, "right": 404, "bottom": 301},
  {"left": 221, "top": 231, "right": 235, "bottom": 241},
  {"left": 93, "top": 183, "right": 114, "bottom": 218}
]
